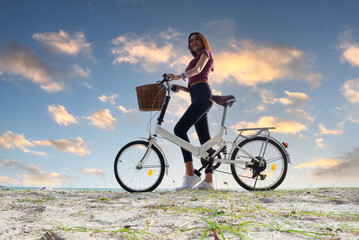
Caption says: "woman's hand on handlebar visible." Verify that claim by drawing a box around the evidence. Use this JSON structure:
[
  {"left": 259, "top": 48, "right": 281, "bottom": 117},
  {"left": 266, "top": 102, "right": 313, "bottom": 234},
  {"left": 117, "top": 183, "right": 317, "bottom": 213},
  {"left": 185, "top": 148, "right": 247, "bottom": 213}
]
[
  {"left": 172, "top": 84, "right": 190, "bottom": 93},
  {"left": 167, "top": 73, "right": 183, "bottom": 81}
]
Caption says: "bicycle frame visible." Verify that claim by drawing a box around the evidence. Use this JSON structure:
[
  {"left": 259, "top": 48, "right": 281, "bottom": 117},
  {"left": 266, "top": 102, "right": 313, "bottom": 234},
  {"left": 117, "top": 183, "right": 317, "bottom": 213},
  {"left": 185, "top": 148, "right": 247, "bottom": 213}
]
[
  {"left": 136, "top": 80, "right": 284, "bottom": 173},
  {"left": 154, "top": 125, "right": 224, "bottom": 160},
  {"left": 153, "top": 125, "right": 271, "bottom": 166}
]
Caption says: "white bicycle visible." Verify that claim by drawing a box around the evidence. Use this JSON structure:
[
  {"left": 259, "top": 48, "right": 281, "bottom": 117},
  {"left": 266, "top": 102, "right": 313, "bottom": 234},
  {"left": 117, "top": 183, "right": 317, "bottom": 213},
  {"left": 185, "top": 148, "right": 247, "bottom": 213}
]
[{"left": 114, "top": 74, "right": 291, "bottom": 192}]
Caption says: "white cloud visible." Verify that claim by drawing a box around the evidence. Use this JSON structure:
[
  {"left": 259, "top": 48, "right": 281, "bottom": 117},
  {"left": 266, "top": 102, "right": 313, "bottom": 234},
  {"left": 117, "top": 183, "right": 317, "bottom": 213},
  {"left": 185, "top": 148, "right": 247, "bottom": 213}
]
[
  {"left": 211, "top": 89, "right": 222, "bottom": 96},
  {"left": 294, "top": 158, "right": 341, "bottom": 169},
  {"left": 86, "top": 109, "right": 116, "bottom": 131},
  {"left": 311, "top": 148, "right": 359, "bottom": 180},
  {"left": 161, "top": 88, "right": 191, "bottom": 118},
  {"left": 111, "top": 35, "right": 175, "bottom": 72},
  {"left": 32, "top": 30, "right": 92, "bottom": 56},
  {"left": 72, "top": 65, "right": 91, "bottom": 78},
  {"left": 341, "top": 79, "right": 359, "bottom": 103},
  {"left": 191, "top": 132, "right": 198, "bottom": 140},
  {"left": 260, "top": 89, "right": 289, "bottom": 105},
  {"left": 0, "top": 159, "right": 69, "bottom": 187},
  {"left": 315, "top": 138, "right": 325, "bottom": 148},
  {"left": 286, "top": 108, "right": 314, "bottom": 122},
  {"left": 177, "top": 90, "right": 191, "bottom": 104},
  {"left": 118, "top": 105, "right": 137, "bottom": 119},
  {"left": 317, "top": 123, "right": 343, "bottom": 135},
  {"left": 248, "top": 104, "right": 266, "bottom": 114},
  {"left": 284, "top": 91, "right": 309, "bottom": 102},
  {"left": 34, "top": 137, "right": 90, "bottom": 157},
  {"left": 111, "top": 28, "right": 193, "bottom": 73},
  {"left": 346, "top": 108, "right": 359, "bottom": 123},
  {"left": 158, "top": 27, "right": 181, "bottom": 41},
  {"left": 0, "top": 41, "right": 64, "bottom": 92},
  {"left": 212, "top": 40, "right": 321, "bottom": 87},
  {"left": 169, "top": 55, "right": 192, "bottom": 73},
  {"left": 295, "top": 148, "right": 359, "bottom": 180},
  {"left": 0, "top": 131, "right": 47, "bottom": 156},
  {"left": 231, "top": 116, "right": 307, "bottom": 134},
  {"left": 48, "top": 104, "right": 78, "bottom": 126},
  {"left": 80, "top": 168, "right": 104, "bottom": 177},
  {"left": 0, "top": 175, "right": 20, "bottom": 185},
  {"left": 0, "top": 159, "right": 22, "bottom": 168},
  {"left": 99, "top": 94, "right": 118, "bottom": 105},
  {"left": 0, "top": 132, "right": 90, "bottom": 157},
  {"left": 261, "top": 90, "right": 309, "bottom": 106},
  {"left": 23, "top": 164, "right": 69, "bottom": 187},
  {"left": 82, "top": 82, "right": 95, "bottom": 90},
  {"left": 164, "top": 89, "right": 191, "bottom": 117},
  {"left": 0, "top": 131, "right": 32, "bottom": 151},
  {"left": 0, "top": 40, "right": 92, "bottom": 92},
  {"left": 305, "top": 73, "right": 322, "bottom": 88},
  {"left": 340, "top": 29, "right": 359, "bottom": 67},
  {"left": 110, "top": 29, "right": 321, "bottom": 88},
  {"left": 341, "top": 45, "right": 359, "bottom": 67},
  {"left": 334, "top": 104, "right": 359, "bottom": 124},
  {"left": 260, "top": 89, "right": 313, "bottom": 121}
]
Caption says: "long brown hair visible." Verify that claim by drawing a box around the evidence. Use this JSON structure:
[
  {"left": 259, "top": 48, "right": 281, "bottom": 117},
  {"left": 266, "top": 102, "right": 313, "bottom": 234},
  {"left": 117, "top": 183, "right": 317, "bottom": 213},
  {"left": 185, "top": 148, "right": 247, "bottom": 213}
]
[{"left": 188, "top": 32, "right": 214, "bottom": 71}]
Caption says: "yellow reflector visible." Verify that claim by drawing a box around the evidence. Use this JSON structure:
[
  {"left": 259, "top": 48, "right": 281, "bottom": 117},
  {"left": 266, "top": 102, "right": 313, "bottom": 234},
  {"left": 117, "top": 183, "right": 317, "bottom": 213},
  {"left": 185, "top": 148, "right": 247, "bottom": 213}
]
[
  {"left": 271, "top": 164, "right": 276, "bottom": 171},
  {"left": 148, "top": 169, "right": 153, "bottom": 176}
]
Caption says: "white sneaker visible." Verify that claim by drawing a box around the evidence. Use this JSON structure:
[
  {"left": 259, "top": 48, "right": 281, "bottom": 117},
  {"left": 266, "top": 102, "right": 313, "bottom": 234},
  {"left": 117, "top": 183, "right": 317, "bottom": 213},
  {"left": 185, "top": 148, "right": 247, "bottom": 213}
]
[
  {"left": 193, "top": 180, "right": 214, "bottom": 190},
  {"left": 176, "top": 174, "right": 201, "bottom": 190}
]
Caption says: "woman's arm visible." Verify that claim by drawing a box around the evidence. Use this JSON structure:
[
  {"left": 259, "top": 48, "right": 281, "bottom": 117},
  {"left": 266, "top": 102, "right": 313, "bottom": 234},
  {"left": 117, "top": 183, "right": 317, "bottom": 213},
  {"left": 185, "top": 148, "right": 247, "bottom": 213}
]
[
  {"left": 168, "top": 51, "right": 210, "bottom": 80},
  {"left": 186, "top": 52, "right": 209, "bottom": 77}
]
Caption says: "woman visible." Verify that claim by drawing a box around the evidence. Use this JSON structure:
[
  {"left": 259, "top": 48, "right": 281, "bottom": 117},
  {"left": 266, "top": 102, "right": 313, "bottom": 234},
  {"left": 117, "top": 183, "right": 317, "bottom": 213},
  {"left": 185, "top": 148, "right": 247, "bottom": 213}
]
[{"left": 168, "top": 32, "right": 215, "bottom": 190}]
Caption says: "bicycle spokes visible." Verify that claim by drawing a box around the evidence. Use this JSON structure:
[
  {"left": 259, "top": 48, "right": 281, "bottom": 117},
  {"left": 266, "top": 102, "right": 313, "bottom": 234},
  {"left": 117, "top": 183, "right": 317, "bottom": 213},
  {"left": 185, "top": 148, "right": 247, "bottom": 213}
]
[
  {"left": 231, "top": 136, "right": 288, "bottom": 191},
  {"left": 114, "top": 141, "right": 165, "bottom": 192}
]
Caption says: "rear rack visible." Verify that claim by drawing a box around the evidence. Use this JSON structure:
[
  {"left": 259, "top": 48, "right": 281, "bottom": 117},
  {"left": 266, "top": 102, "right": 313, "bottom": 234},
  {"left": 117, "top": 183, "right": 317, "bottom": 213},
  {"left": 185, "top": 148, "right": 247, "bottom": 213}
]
[{"left": 235, "top": 127, "right": 275, "bottom": 141}]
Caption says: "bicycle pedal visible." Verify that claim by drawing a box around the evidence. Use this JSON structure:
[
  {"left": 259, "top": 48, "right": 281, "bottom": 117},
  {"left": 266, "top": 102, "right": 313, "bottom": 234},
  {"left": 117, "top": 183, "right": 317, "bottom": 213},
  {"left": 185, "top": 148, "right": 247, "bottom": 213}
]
[{"left": 194, "top": 169, "right": 202, "bottom": 177}]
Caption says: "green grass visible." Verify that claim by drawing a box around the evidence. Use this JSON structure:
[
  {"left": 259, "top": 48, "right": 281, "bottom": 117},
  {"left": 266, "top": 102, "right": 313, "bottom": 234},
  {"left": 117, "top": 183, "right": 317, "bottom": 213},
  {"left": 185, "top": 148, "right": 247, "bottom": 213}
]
[
  {"left": 98, "top": 196, "right": 111, "bottom": 202},
  {"left": 8, "top": 187, "right": 358, "bottom": 240},
  {"left": 168, "top": 188, "right": 359, "bottom": 239},
  {"left": 17, "top": 195, "right": 56, "bottom": 203}
]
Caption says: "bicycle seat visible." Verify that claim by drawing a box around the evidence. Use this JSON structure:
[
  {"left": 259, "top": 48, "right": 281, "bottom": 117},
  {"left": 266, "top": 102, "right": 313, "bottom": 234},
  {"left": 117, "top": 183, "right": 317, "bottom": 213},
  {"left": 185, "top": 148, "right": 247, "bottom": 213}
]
[{"left": 210, "top": 95, "right": 236, "bottom": 107}]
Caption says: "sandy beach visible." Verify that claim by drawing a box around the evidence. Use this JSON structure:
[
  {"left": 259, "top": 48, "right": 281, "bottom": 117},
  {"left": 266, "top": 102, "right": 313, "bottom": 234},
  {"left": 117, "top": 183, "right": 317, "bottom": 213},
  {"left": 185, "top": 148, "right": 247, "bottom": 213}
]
[{"left": 0, "top": 187, "right": 358, "bottom": 240}]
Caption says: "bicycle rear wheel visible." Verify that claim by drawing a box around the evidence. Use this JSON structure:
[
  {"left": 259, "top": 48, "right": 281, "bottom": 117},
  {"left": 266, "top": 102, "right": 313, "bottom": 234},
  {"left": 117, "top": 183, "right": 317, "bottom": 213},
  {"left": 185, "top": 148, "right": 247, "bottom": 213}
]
[
  {"left": 230, "top": 136, "right": 288, "bottom": 191},
  {"left": 114, "top": 140, "right": 165, "bottom": 192}
]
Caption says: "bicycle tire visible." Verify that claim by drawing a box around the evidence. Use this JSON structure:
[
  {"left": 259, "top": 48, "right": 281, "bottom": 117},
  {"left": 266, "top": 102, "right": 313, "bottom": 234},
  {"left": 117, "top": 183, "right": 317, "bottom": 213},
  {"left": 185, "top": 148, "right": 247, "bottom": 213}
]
[
  {"left": 114, "top": 140, "right": 165, "bottom": 192},
  {"left": 230, "top": 136, "right": 288, "bottom": 191}
]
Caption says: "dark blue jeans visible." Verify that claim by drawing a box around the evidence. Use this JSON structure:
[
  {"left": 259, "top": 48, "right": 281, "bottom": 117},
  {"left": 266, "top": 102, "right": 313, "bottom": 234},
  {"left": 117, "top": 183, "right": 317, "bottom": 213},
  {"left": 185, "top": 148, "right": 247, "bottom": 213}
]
[{"left": 174, "top": 82, "right": 213, "bottom": 169}]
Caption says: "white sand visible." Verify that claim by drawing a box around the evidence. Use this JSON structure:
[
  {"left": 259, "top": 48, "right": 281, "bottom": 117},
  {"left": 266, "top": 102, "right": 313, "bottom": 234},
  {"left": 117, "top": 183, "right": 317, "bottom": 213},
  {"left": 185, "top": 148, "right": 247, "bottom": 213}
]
[{"left": 0, "top": 188, "right": 358, "bottom": 239}]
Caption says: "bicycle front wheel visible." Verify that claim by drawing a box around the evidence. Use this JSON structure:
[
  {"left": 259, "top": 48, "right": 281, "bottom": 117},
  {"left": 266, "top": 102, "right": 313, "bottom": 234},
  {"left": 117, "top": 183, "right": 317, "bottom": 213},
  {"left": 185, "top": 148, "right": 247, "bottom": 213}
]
[
  {"left": 231, "top": 136, "right": 288, "bottom": 191},
  {"left": 114, "top": 140, "right": 165, "bottom": 192}
]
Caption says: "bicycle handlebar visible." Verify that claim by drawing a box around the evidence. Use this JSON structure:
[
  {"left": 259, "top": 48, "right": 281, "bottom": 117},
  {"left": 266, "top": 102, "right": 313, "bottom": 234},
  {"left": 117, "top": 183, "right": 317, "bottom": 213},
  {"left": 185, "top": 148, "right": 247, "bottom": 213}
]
[
  {"left": 161, "top": 74, "right": 171, "bottom": 83},
  {"left": 158, "top": 74, "right": 179, "bottom": 93}
]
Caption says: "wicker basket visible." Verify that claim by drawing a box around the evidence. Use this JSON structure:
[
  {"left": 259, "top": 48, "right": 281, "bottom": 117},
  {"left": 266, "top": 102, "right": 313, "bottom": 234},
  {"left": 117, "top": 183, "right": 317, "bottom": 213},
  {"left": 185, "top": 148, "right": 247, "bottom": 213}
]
[{"left": 135, "top": 83, "right": 166, "bottom": 111}]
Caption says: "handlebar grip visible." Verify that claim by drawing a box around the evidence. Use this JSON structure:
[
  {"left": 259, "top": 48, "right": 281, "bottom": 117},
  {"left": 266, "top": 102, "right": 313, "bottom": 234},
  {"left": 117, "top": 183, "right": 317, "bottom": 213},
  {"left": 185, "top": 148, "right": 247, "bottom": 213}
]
[
  {"left": 162, "top": 74, "right": 171, "bottom": 83},
  {"left": 171, "top": 85, "right": 178, "bottom": 92}
]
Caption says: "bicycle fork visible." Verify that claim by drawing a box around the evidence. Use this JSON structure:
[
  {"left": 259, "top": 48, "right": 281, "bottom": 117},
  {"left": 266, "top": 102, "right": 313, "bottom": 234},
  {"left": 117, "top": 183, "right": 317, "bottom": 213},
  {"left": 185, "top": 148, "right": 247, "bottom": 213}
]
[
  {"left": 136, "top": 136, "right": 170, "bottom": 173},
  {"left": 136, "top": 139, "right": 154, "bottom": 170}
]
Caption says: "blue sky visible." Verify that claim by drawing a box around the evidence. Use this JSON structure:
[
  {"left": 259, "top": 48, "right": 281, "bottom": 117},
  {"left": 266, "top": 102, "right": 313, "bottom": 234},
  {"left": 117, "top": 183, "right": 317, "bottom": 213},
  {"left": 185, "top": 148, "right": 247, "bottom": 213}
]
[{"left": 1, "top": 0, "right": 359, "bottom": 189}]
